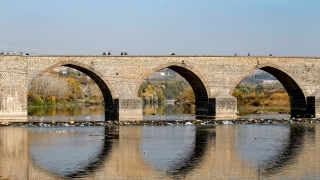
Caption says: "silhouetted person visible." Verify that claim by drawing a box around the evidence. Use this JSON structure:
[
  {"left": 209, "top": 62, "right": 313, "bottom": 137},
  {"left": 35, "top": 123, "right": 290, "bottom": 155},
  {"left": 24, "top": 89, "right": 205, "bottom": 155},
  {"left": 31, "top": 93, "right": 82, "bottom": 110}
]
[
  {"left": 108, "top": 51, "right": 111, "bottom": 55},
  {"left": 102, "top": 52, "right": 106, "bottom": 55},
  {"left": 121, "top": 52, "right": 123, "bottom": 55},
  {"left": 235, "top": 53, "right": 237, "bottom": 56},
  {"left": 248, "top": 53, "right": 250, "bottom": 56}
]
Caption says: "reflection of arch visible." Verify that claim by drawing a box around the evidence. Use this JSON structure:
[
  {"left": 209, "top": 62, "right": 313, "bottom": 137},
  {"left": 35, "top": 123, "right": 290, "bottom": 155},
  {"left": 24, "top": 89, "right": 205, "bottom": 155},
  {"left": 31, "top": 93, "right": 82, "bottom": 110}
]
[
  {"left": 137, "top": 63, "right": 210, "bottom": 115},
  {"left": 28, "top": 126, "right": 117, "bottom": 179},
  {"left": 3, "top": 124, "right": 317, "bottom": 179},
  {"left": 169, "top": 125, "right": 216, "bottom": 177},
  {"left": 64, "top": 126, "right": 117, "bottom": 178},
  {"left": 231, "top": 65, "right": 308, "bottom": 117},
  {"left": 260, "top": 124, "right": 312, "bottom": 176},
  {"left": 29, "top": 61, "right": 118, "bottom": 119}
]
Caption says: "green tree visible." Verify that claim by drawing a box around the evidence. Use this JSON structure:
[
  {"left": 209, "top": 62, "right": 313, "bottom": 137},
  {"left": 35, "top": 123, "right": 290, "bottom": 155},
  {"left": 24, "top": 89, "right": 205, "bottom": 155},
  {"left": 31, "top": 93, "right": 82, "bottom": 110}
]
[
  {"left": 236, "top": 84, "right": 250, "bottom": 96},
  {"left": 232, "top": 88, "right": 244, "bottom": 100},
  {"left": 255, "top": 85, "right": 264, "bottom": 94}
]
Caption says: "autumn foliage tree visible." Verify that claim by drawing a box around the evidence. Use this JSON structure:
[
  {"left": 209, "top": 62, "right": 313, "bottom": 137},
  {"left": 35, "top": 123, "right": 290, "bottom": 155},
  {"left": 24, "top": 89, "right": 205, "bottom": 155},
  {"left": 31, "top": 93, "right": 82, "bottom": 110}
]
[
  {"left": 175, "top": 88, "right": 195, "bottom": 111},
  {"left": 28, "top": 68, "right": 103, "bottom": 105}
]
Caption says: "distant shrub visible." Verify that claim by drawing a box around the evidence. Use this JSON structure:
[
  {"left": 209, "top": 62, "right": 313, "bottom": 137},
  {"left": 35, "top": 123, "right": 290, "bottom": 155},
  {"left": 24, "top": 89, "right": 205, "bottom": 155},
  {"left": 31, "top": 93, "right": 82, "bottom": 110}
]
[
  {"left": 46, "top": 96, "right": 56, "bottom": 104},
  {"left": 263, "top": 100, "right": 271, "bottom": 106},
  {"left": 251, "top": 99, "right": 262, "bottom": 106},
  {"left": 270, "top": 93, "right": 289, "bottom": 100},
  {"left": 33, "top": 95, "right": 44, "bottom": 105}
]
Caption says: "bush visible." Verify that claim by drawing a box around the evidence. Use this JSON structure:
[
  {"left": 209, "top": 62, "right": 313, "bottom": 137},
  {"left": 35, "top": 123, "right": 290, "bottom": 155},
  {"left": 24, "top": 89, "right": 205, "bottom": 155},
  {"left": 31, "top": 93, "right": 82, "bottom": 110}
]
[
  {"left": 65, "top": 94, "right": 76, "bottom": 102},
  {"left": 46, "top": 96, "right": 56, "bottom": 104},
  {"left": 33, "top": 95, "right": 44, "bottom": 105},
  {"left": 251, "top": 99, "right": 262, "bottom": 106},
  {"left": 270, "top": 93, "right": 289, "bottom": 100},
  {"left": 263, "top": 100, "right": 271, "bottom": 106}
]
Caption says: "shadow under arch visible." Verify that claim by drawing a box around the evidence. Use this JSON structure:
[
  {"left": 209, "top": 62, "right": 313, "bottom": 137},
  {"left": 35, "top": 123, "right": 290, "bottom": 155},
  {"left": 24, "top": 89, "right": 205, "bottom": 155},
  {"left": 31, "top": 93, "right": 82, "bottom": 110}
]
[
  {"left": 260, "top": 66, "right": 308, "bottom": 117},
  {"left": 137, "top": 63, "right": 210, "bottom": 116},
  {"left": 232, "top": 65, "right": 310, "bottom": 118},
  {"left": 29, "top": 62, "right": 118, "bottom": 120}
]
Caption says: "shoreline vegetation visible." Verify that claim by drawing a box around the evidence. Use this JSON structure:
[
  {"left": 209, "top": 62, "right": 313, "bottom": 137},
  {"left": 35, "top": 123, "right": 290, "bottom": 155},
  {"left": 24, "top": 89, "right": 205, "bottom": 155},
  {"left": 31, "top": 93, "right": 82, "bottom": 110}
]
[{"left": 28, "top": 68, "right": 290, "bottom": 115}]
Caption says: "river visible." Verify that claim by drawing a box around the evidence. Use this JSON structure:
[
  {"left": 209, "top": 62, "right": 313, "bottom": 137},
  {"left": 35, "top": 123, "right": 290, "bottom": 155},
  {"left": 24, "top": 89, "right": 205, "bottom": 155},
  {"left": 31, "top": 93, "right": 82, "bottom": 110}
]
[{"left": 0, "top": 105, "right": 319, "bottom": 179}]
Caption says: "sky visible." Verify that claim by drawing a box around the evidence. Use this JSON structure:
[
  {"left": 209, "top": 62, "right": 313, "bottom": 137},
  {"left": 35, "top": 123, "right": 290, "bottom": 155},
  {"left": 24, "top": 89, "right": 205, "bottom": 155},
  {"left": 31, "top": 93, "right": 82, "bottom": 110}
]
[{"left": 0, "top": 0, "right": 319, "bottom": 56}]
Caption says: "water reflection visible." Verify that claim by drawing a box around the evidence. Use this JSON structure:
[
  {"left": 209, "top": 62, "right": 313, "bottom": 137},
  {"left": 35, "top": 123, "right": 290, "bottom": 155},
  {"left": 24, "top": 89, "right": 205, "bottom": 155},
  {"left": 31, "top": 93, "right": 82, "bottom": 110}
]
[
  {"left": 28, "top": 126, "right": 118, "bottom": 179},
  {"left": 28, "top": 105, "right": 105, "bottom": 116},
  {"left": 259, "top": 125, "right": 313, "bottom": 176},
  {"left": 168, "top": 125, "right": 215, "bottom": 177},
  {"left": 28, "top": 104, "right": 294, "bottom": 122},
  {"left": 143, "top": 104, "right": 187, "bottom": 115},
  {"left": 141, "top": 125, "right": 213, "bottom": 177},
  {"left": 28, "top": 104, "right": 196, "bottom": 122},
  {"left": 28, "top": 105, "right": 105, "bottom": 121},
  {"left": 0, "top": 124, "right": 320, "bottom": 179}
]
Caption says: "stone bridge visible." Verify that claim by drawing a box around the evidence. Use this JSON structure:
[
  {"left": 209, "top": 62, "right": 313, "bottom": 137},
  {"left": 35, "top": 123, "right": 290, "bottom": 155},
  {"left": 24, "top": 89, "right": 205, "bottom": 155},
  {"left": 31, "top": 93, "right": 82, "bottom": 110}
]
[{"left": 0, "top": 54, "right": 319, "bottom": 121}]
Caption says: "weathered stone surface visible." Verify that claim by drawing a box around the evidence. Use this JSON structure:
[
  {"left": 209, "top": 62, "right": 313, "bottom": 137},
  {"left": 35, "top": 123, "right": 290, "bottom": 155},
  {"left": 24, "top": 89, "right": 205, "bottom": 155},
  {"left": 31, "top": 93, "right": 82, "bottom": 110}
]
[
  {"left": 0, "top": 86, "right": 27, "bottom": 121},
  {"left": 0, "top": 54, "right": 319, "bottom": 121},
  {"left": 117, "top": 96, "right": 143, "bottom": 121}
]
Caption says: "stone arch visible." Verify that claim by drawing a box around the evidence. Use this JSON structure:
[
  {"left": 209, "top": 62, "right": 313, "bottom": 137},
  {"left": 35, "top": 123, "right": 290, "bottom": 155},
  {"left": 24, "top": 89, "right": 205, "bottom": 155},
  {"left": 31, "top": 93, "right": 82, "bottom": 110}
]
[
  {"left": 136, "top": 62, "right": 210, "bottom": 115},
  {"left": 230, "top": 63, "right": 308, "bottom": 117},
  {"left": 29, "top": 61, "right": 118, "bottom": 119}
]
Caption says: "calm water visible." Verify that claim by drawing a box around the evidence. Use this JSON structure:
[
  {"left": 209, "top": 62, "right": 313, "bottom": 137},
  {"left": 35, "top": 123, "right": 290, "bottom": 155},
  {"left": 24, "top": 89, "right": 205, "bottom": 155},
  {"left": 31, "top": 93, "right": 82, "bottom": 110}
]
[
  {"left": 27, "top": 104, "right": 290, "bottom": 121},
  {"left": 0, "top": 105, "right": 319, "bottom": 179},
  {"left": 1, "top": 124, "right": 319, "bottom": 179}
]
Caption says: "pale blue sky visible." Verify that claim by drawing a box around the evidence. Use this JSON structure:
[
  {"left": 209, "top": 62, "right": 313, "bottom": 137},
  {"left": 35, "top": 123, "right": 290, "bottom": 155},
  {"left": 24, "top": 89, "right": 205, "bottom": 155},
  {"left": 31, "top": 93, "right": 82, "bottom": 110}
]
[{"left": 0, "top": 0, "right": 319, "bottom": 56}]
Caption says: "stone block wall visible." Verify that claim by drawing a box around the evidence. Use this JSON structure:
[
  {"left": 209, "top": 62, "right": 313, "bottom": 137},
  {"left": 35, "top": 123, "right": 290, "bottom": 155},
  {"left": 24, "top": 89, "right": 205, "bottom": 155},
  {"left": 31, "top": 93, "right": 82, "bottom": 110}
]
[
  {"left": 0, "top": 86, "right": 27, "bottom": 121},
  {"left": 0, "top": 55, "right": 28, "bottom": 121},
  {"left": 117, "top": 97, "right": 143, "bottom": 121},
  {"left": 206, "top": 95, "right": 237, "bottom": 119}
]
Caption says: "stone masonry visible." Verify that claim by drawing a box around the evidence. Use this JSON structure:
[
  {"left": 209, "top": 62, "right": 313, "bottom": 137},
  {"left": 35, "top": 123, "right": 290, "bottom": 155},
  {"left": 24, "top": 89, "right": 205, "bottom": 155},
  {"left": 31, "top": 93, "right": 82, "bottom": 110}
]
[{"left": 0, "top": 54, "right": 319, "bottom": 122}]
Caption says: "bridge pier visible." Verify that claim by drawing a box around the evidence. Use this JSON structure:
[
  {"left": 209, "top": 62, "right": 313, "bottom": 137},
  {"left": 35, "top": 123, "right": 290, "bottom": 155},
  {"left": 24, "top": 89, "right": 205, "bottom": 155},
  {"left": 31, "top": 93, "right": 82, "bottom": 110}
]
[
  {"left": 196, "top": 94, "right": 237, "bottom": 119},
  {"left": 317, "top": 97, "right": 320, "bottom": 118},
  {"left": 306, "top": 95, "right": 320, "bottom": 118},
  {"left": 114, "top": 95, "right": 143, "bottom": 121},
  {"left": 0, "top": 86, "right": 27, "bottom": 122}
]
